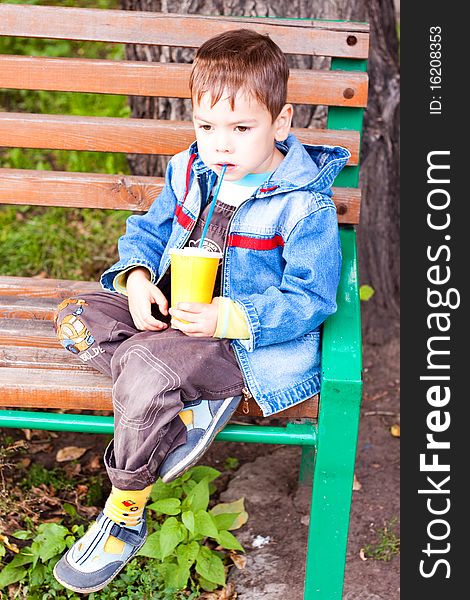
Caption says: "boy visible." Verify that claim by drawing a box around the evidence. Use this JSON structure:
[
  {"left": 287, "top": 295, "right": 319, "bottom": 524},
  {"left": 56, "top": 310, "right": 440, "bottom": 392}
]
[{"left": 53, "top": 28, "right": 349, "bottom": 593}]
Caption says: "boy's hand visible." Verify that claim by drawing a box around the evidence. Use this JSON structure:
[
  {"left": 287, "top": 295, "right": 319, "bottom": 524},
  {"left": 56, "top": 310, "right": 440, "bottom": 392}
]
[
  {"left": 126, "top": 267, "right": 169, "bottom": 331},
  {"left": 169, "top": 298, "right": 219, "bottom": 337}
]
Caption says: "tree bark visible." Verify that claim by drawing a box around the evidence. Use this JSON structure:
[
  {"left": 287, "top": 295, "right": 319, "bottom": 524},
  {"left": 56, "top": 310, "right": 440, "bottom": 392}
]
[{"left": 120, "top": 0, "right": 400, "bottom": 343}]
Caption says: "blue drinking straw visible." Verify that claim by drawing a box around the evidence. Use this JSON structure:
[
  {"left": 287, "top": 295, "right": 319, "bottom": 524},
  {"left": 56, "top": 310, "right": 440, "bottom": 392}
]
[{"left": 198, "top": 164, "right": 227, "bottom": 249}]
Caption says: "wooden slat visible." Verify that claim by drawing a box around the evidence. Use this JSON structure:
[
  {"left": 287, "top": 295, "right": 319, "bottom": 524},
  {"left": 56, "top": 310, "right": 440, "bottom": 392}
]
[
  {"left": 0, "top": 318, "right": 57, "bottom": 348},
  {"left": 0, "top": 344, "right": 97, "bottom": 373},
  {"left": 0, "top": 276, "right": 100, "bottom": 299},
  {"left": 0, "top": 295, "right": 59, "bottom": 320},
  {"left": 0, "top": 364, "right": 317, "bottom": 417},
  {"left": 0, "top": 113, "right": 196, "bottom": 157},
  {"left": 0, "top": 169, "right": 361, "bottom": 224},
  {"left": 0, "top": 4, "right": 369, "bottom": 59},
  {"left": 0, "top": 113, "right": 360, "bottom": 163},
  {"left": 0, "top": 56, "right": 368, "bottom": 108},
  {"left": 0, "top": 366, "right": 113, "bottom": 410}
]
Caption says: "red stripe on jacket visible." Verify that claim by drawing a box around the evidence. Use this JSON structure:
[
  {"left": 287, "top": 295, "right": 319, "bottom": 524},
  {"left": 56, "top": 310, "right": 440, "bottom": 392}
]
[
  {"left": 175, "top": 153, "right": 197, "bottom": 230},
  {"left": 227, "top": 234, "right": 285, "bottom": 250}
]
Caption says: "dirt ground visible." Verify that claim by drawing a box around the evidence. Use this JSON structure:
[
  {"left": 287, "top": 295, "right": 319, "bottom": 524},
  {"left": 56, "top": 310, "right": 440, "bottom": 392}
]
[
  {"left": 0, "top": 331, "right": 399, "bottom": 599},
  {"left": 204, "top": 334, "right": 400, "bottom": 599}
]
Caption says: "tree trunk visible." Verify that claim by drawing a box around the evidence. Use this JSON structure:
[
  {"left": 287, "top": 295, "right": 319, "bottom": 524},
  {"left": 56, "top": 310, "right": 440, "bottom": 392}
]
[{"left": 120, "top": 0, "right": 400, "bottom": 344}]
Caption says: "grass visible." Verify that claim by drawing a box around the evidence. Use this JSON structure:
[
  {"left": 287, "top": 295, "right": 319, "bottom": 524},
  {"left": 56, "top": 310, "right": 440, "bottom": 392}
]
[
  {"left": 0, "top": 205, "right": 129, "bottom": 280},
  {"left": 0, "top": 0, "right": 132, "bottom": 281},
  {"left": 363, "top": 517, "right": 400, "bottom": 562}
]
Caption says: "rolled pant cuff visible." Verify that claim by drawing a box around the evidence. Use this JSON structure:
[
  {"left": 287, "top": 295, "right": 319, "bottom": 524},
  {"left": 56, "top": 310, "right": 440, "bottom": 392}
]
[{"left": 104, "top": 441, "right": 155, "bottom": 490}]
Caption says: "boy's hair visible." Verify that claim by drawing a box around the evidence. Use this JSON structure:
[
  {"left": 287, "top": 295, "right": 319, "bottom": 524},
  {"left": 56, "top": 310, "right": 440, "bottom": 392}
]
[{"left": 190, "top": 29, "right": 289, "bottom": 121}]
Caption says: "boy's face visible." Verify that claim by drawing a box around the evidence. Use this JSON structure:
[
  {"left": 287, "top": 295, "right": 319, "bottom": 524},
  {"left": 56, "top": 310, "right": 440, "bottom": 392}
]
[{"left": 192, "top": 90, "right": 292, "bottom": 181}]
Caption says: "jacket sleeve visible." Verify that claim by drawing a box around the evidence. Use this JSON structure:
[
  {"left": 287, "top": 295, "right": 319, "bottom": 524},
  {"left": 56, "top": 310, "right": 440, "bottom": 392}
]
[
  {"left": 100, "top": 157, "right": 179, "bottom": 292},
  {"left": 235, "top": 202, "right": 342, "bottom": 351}
]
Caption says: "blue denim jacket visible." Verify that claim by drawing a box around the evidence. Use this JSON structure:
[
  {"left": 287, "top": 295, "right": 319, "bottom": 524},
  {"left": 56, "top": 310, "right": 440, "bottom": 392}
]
[{"left": 101, "top": 134, "right": 350, "bottom": 415}]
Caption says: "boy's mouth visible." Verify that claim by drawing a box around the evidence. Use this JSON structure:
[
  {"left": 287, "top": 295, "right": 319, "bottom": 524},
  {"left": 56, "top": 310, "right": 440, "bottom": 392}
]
[{"left": 215, "top": 162, "right": 236, "bottom": 170}]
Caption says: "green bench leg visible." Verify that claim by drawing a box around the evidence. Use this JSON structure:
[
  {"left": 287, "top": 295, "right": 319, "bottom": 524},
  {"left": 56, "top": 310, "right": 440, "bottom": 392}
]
[
  {"left": 303, "top": 379, "right": 362, "bottom": 600},
  {"left": 299, "top": 440, "right": 316, "bottom": 486}
]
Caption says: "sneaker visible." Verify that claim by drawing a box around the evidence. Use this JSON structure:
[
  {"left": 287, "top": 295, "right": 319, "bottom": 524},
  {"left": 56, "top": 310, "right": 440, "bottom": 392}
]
[
  {"left": 53, "top": 510, "right": 147, "bottom": 594},
  {"left": 159, "top": 396, "right": 241, "bottom": 483}
]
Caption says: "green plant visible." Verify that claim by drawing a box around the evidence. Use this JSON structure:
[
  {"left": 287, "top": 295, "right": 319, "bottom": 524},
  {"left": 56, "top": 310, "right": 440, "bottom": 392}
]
[
  {"left": 363, "top": 517, "right": 400, "bottom": 562},
  {"left": 20, "top": 463, "right": 74, "bottom": 493},
  {"left": 140, "top": 465, "right": 247, "bottom": 592},
  {"left": 0, "top": 466, "right": 247, "bottom": 598},
  {"left": 223, "top": 456, "right": 240, "bottom": 471}
]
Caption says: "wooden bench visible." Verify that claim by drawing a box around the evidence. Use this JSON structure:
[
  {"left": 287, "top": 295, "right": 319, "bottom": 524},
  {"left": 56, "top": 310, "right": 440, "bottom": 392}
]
[{"left": 0, "top": 4, "right": 367, "bottom": 598}]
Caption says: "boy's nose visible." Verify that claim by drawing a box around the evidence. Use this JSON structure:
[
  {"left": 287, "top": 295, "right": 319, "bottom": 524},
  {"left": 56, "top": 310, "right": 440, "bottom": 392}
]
[{"left": 215, "top": 134, "right": 233, "bottom": 153}]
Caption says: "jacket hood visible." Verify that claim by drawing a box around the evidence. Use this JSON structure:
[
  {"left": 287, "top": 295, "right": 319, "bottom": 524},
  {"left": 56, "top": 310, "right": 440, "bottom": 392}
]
[
  {"left": 268, "top": 134, "right": 351, "bottom": 196},
  {"left": 189, "top": 133, "right": 350, "bottom": 197}
]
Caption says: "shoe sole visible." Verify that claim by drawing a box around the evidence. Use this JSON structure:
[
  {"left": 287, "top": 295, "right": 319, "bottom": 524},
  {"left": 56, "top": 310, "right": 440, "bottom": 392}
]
[
  {"left": 52, "top": 533, "right": 147, "bottom": 594},
  {"left": 161, "top": 396, "right": 240, "bottom": 483}
]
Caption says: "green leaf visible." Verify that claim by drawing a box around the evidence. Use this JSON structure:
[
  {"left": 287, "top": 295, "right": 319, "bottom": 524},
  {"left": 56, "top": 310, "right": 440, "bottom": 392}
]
[
  {"left": 138, "top": 531, "right": 162, "bottom": 559},
  {"left": 183, "top": 477, "right": 210, "bottom": 513},
  {"left": 0, "top": 563, "right": 27, "bottom": 587},
  {"left": 216, "top": 530, "right": 245, "bottom": 552},
  {"left": 182, "top": 479, "right": 197, "bottom": 496},
  {"left": 210, "top": 497, "right": 248, "bottom": 530},
  {"left": 166, "top": 563, "right": 190, "bottom": 590},
  {"left": 147, "top": 497, "right": 181, "bottom": 515},
  {"left": 8, "top": 551, "right": 34, "bottom": 568},
  {"left": 63, "top": 503, "right": 77, "bottom": 519},
  {"left": 212, "top": 512, "right": 239, "bottom": 531},
  {"left": 33, "top": 523, "right": 69, "bottom": 562},
  {"left": 198, "top": 575, "right": 219, "bottom": 592},
  {"left": 150, "top": 479, "right": 178, "bottom": 502},
  {"left": 175, "top": 541, "right": 200, "bottom": 567},
  {"left": 12, "top": 529, "right": 34, "bottom": 540},
  {"left": 195, "top": 546, "right": 226, "bottom": 586},
  {"left": 30, "top": 562, "right": 46, "bottom": 587},
  {"left": 186, "top": 465, "right": 221, "bottom": 483},
  {"left": 159, "top": 517, "right": 186, "bottom": 560},
  {"left": 194, "top": 510, "right": 219, "bottom": 539},
  {"left": 360, "top": 284, "right": 375, "bottom": 301},
  {"left": 181, "top": 510, "right": 195, "bottom": 535}
]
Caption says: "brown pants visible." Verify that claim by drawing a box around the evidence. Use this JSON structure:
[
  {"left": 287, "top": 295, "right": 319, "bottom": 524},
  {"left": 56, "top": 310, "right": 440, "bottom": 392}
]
[{"left": 54, "top": 291, "right": 245, "bottom": 490}]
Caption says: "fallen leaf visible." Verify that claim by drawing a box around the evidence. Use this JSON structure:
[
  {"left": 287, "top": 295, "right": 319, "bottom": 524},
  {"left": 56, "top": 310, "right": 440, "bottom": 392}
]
[
  {"left": 86, "top": 455, "right": 101, "bottom": 471},
  {"left": 30, "top": 443, "right": 53, "bottom": 454},
  {"left": 56, "top": 446, "right": 89, "bottom": 462},
  {"left": 63, "top": 462, "right": 81, "bottom": 478},
  {"left": 0, "top": 534, "right": 19, "bottom": 553},
  {"left": 353, "top": 474, "right": 362, "bottom": 491},
  {"left": 229, "top": 552, "right": 247, "bottom": 570},
  {"left": 359, "top": 548, "right": 368, "bottom": 561},
  {"left": 210, "top": 497, "right": 248, "bottom": 530},
  {"left": 391, "top": 424, "right": 400, "bottom": 437},
  {"left": 21, "top": 428, "right": 32, "bottom": 441},
  {"left": 200, "top": 582, "right": 237, "bottom": 599},
  {"left": 76, "top": 484, "right": 89, "bottom": 497}
]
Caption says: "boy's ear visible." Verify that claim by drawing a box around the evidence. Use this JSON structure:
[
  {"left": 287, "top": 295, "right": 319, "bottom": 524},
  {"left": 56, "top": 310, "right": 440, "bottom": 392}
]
[{"left": 274, "top": 104, "right": 293, "bottom": 141}]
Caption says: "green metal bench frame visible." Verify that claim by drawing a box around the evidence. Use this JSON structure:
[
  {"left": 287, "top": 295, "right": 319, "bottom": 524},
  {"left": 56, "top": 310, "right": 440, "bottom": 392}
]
[{"left": 0, "top": 15, "right": 365, "bottom": 598}]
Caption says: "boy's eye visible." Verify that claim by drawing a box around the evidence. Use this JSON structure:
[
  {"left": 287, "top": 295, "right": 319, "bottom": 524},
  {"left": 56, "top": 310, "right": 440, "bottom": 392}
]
[
  {"left": 236, "top": 126, "right": 250, "bottom": 132},
  {"left": 199, "top": 125, "right": 212, "bottom": 131}
]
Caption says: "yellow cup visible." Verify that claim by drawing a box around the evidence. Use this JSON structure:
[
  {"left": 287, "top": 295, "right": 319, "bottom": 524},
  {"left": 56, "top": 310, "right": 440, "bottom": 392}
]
[{"left": 169, "top": 248, "right": 222, "bottom": 319}]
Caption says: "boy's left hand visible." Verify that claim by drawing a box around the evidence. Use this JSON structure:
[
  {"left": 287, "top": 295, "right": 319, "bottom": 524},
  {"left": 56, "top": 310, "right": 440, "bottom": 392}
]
[{"left": 169, "top": 297, "right": 219, "bottom": 337}]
